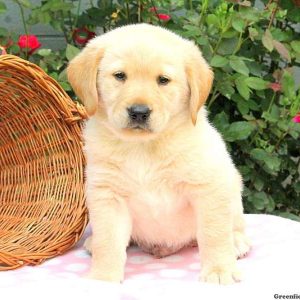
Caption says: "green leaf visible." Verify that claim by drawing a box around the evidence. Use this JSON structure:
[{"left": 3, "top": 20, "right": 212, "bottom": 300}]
[
  {"left": 213, "top": 111, "right": 229, "bottom": 134},
  {"left": 59, "top": 81, "right": 71, "bottom": 91},
  {"left": 229, "top": 56, "right": 249, "bottom": 76},
  {"left": 287, "top": 8, "right": 300, "bottom": 23},
  {"left": 232, "top": 94, "right": 250, "bottom": 115},
  {"left": 217, "top": 38, "right": 239, "bottom": 56},
  {"left": 265, "top": 196, "right": 275, "bottom": 213},
  {"left": 248, "top": 27, "right": 258, "bottom": 41},
  {"left": 250, "top": 149, "right": 268, "bottom": 161},
  {"left": 206, "top": 14, "right": 219, "bottom": 26},
  {"left": 245, "top": 77, "right": 269, "bottom": 90},
  {"left": 248, "top": 62, "right": 262, "bottom": 77},
  {"left": 294, "top": 182, "right": 300, "bottom": 193},
  {"left": 235, "top": 77, "right": 250, "bottom": 100},
  {"left": 271, "top": 28, "right": 291, "bottom": 42},
  {"left": 278, "top": 212, "right": 300, "bottom": 222},
  {"left": 250, "top": 148, "right": 281, "bottom": 171},
  {"left": 262, "top": 106, "right": 280, "bottom": 123},
  {"left": 222, "top": 29, "right": 238, "bottom": 39},
  {"left": 196, "top": 36, "right": 209, "bottom": 46},
  {"left": 249, "top": 192, "right": 268, "bottom": 210},
  {"left": 237, "top": 100, "right": 249, "bottom": 115},
  {"left": 239, "top": 6, "right": 260, "bottom": 22},
  {"left": 224, "top": 121, "right": 255, "bottom": 142},
  {"left": 281, "top": 71, "right": 295, "bottom": 98},
  {"left": 210, "top": 55, "right": 228, "bottom": 68},
  {"left": 182, "top": 25, "right": 201, "bottom": 37},
  {"left": 58, "top": 68, "right": 67, "bottom": 81},
  {"left": 50, "top": 72, "right": 58, "bottom": 80},
  {"left": 37, "top": 49, "right": 52, "bottom": 57},
  {"left": 216, "top": 81, "right": 235, "bottom": 99},
  {"left": 232, "top": 18, "right": 245, "bottom": 33},
  {"left": 291, "top": 41, "right": 300, "bottom": 53},
  {"left": 65, "top": 44, "right": 80, "bottom": 61},
  {"left": 254, "top": 177, "right": 264, "bottom": 191},
  {"left": 238, "top": 166, "right": 251, "bottom": 181},
  {"left": 0, "top": 1, "right": 6, "bottom": 14},
  {"left": 262, "top": 29, "right": 274, "bottom": 52}
]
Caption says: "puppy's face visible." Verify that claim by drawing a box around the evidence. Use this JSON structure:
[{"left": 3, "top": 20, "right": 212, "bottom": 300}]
[
  {"left": 67, "top": 24, "right": 213, "bottom": 141},
  {"left": 99, "top": 43, "right": 189, "bottom": 139}
]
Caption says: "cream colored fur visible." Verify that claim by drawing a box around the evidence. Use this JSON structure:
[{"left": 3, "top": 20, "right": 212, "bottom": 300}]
[{"left": 67, "top": 24, "right": 250, "bottom": 285}]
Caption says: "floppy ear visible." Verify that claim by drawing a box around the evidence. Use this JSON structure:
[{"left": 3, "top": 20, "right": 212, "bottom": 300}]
[
  {"left": 67, "top": 38, "right": 105, "bottom": 116},
  {"left": 185, "top": 43, "right": 214, "bottom": 125}
]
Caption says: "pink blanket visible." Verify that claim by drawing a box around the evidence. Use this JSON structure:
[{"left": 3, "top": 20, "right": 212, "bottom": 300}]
[{"left": 1, "top": 214, "right": 299, "bottom": 299}]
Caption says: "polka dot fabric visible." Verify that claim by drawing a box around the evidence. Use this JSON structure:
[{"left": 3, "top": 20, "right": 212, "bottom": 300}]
[{"left": 1, "top": 214, "right": 300, "bottom": 299}]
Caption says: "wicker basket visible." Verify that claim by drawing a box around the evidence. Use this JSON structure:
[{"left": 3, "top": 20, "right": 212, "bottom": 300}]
[{"left": 0, "top": 55, "right": 88, "bottom": 270}]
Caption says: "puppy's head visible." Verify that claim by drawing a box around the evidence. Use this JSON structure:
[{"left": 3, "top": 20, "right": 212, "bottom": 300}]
[{"left": 67, "top": 24, "right": 213, "bottom": 141}]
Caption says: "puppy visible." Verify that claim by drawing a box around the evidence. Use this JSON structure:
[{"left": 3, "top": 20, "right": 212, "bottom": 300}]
[{"left": 67, "top": 24, "right": 250, "bottom": 284}]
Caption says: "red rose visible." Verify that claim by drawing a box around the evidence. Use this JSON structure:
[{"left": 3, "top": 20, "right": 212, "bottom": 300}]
[
  {"left": 18, "top": 35, "right": 41, "bottom": 54},
  {"left": 293, "top": 115, "right": 300, "bottom": 123},
  {"left": 269, "top": 82, "right": 281, "bottom": 92},
  {"left": 149, "top": 7, "right": 171, "bottom": 22},
  {"left": 157, "top": 13, "right": 171, "bottom": 21},
  {"left": 73, "top": 28, "right": 96, "bottom": 46}
]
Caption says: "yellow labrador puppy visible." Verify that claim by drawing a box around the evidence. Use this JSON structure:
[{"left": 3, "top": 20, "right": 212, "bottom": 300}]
[{"left": 67, "top": 24, "right": 250, "bottom": 284}]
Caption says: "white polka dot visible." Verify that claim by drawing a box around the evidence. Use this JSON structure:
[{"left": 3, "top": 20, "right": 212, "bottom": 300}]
[
  {"left": 160, "top": 255, "right": 183, "bottom": 262},
  {"left": 74, "top": 250, "right": 91, "bottom": 258},
  {"left": 128, "top": 255, "right": 152, "bottom": 264},
  {"left": 188, "top": 263, "right": 200, "bottom": 270},
  {"left": 64, "top": 263, "right": 89, "bottom": 272},
  {"left": 159, "top": 269, "right": 188, "bottom": 278},
  {"left": 144, "top": 263, "right": 168, "bottom": 270}
]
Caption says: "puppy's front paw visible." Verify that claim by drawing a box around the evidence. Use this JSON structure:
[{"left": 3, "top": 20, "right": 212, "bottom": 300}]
[
  {"left": 200, "top": 264, "right": 242, "bottom": 285},
  {"left": 234, "top": 231, "right": 251, "bottom": 259},
  {"left": 85, "top": 270, "right": 124, "bottom": 283}
]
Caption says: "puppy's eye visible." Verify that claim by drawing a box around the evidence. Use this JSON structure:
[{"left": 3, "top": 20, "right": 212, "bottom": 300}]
[
  {"left": 114, "top": 72, "right": 127, "bottom": 81},
  {"left": 157, "top": 75, "right": 170, "bottom": 85}
]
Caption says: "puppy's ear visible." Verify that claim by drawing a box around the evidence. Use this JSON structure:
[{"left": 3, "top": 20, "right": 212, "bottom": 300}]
[
  {"left": 67, "top": 38, "right": 105, "bottom": 116},
  {"left": 185, "top": 43, "right": 214, "bottom": 125}
]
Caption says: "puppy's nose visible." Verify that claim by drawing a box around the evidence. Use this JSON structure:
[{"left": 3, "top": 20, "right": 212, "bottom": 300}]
[{"left": 127, "top": 104, "right": 151, "bottom": 123}]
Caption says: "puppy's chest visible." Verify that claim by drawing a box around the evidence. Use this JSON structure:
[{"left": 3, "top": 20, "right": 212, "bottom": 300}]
[{"left": 119, "top": 155, "right": 184, "bottom": 216}]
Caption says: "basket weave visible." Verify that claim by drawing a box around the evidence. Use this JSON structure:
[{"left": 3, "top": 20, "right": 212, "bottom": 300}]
[{"left": 0, "top": 55, "right": 88, "bottom": 270}]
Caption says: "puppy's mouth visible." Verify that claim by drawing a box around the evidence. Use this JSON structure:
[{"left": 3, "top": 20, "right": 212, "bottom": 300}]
[{"left": 126, "top": 122, "right": 152, "bottom": 132}]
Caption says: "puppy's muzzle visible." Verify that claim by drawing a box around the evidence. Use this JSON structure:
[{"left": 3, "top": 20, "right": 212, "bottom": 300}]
[{"left": 127, "top": 104, "right": 151, "bottom": 124}]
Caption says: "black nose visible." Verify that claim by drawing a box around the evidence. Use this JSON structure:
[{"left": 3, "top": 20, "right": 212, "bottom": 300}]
[{"left": 127, "top": 104, "right": 151, "bottom": 123}]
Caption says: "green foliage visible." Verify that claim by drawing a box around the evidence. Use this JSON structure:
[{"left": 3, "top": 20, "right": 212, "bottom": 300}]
[{"left": 0, "top": 0, "right": 300, "bottom": 220}]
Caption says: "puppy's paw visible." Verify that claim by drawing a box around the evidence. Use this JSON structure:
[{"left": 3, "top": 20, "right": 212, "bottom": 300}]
[
  {"left": 234, "top": 231, "right": 251, "bottom": 259},
  {"left": 85, "top": 270, "right": 124, "bottom": 283},
  {"left": 200, "top": 264, "right": 242, "bottom": 285}
]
